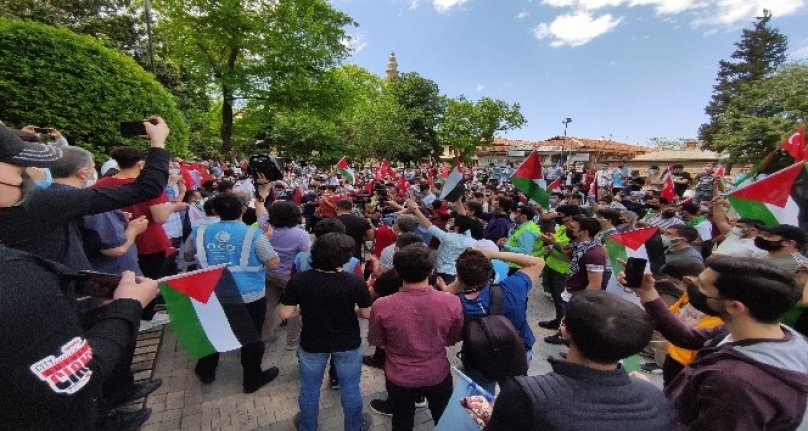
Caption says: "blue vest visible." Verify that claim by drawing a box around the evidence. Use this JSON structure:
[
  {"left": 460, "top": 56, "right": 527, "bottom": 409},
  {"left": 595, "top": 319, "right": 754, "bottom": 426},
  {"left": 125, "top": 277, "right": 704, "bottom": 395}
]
[{"left": 195, "top": 221, "right": 265, "bottom": 299}]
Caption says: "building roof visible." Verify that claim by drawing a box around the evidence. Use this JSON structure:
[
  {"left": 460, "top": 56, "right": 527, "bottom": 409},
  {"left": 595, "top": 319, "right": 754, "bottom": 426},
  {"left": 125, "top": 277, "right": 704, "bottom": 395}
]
[
  {"left": 631, "top": 148, "right": 727, "bottom": 162},
  {"left": 477, "top": 136, "right": 652, "bottom": 157}
]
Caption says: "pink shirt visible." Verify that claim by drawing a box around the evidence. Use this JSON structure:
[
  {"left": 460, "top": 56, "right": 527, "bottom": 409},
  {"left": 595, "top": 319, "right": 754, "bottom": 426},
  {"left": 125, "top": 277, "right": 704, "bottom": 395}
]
[{"left": 368, "top": 287, "right": 463, "bottom": 387}]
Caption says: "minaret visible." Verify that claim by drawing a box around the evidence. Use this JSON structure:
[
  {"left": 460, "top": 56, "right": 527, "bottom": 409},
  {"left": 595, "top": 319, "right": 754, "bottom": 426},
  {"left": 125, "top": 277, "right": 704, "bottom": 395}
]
[{"left": 386, "top": 52, "right": 398, "bottom": 79}]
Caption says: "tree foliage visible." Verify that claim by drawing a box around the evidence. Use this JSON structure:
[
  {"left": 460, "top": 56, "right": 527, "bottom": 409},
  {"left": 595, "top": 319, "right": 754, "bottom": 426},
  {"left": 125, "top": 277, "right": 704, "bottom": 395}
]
[
  {"left": 386, "top": 72, "right": 446, "bottom": 162},
  {"left": 647, "top": 137, "right": 690, "bottom": 150},
  {"left": 439, "top": 96, "right": 525, "bottom": 163},
  {"left": 0, "top": 18, "right": 189, "bottom": 158},
  {"left": 154, "top": 0, "right": 355, "bottom": 153},
  {"left": 699, "top": 9, "right": 788, "bottom": 146},
  {"left": 710, "top": 63, "right": 808, "bottom": 163}
]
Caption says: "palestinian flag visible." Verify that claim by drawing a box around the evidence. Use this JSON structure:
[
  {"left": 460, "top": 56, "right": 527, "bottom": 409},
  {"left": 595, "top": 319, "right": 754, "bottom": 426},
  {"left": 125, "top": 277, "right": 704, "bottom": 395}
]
[
  {"left": 603, "top": 227, "right": 666, "bottom": 306},
  {"left": 159, "top": 265, "right": 259, "bottom": 360},
  {"left": 336, "top": 157, "right": 355, "bottom": 185},
  {"left": 439, "top": 164, "right": 465, "bottom": 202},
  {"left": 548, "top": 177, "right": 562, "bottom": 193},
  {"left": 728, "top": 161, "right": 808, "bottom": 230},
  {"left": 511, "top": 150, "right": 550, "bottom": 209}
]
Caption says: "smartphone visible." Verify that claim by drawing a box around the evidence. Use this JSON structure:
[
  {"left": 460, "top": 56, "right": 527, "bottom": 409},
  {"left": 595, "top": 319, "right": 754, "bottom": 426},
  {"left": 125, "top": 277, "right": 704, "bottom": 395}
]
[
  {"left": 120, "top": 121, "right": 147, "bottom": 137},
  {"left": 624, "top": 257, "right": 648, "bottom": 288},
  {"left": 79, "top": 270, "right": 122, "bottom": 299},
  {"left": 34, "top": 127, "right": 53, "bottom": 134}
]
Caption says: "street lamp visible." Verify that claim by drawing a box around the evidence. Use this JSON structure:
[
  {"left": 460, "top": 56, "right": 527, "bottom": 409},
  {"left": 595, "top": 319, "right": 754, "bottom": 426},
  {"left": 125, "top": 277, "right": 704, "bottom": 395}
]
[{"left": 561, "top": 117, "right": 572, "bottom": 166}]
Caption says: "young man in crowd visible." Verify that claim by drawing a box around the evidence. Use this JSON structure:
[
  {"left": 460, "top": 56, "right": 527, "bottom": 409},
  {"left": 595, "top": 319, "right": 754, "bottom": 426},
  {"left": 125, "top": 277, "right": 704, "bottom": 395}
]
[
  {"left": 692, "top": 162, "right": 716, "bottom": 205},
  {"left": 335, "top": 199, "right": 374, "bottom": 260},
  {"left": 405, "top": 199, "right": 472, "bottom": 284},
  {"left": 709, "top": 198, "right": 766, "bottom": 258},
  {"left": 482, "top": 291, "right": 675, "bottom": 431},
  {"left": 481, "top": 196, "right": 514, "bottom": 243},
  {"left": 538, "top": 205, "right": 582, "bottom": 330},
  {"left": 0, "top": 122, "right": 164, "bottom": 430},
  {"left": 184, "top": 193, "right": 282, "bottom": 393},
  {"left": 545, "top": 216, "right": 607, "bottom": 345},
  {"left": 663, "top": 225, "right": 705, "bottom": 266},
  {"left": 624, "top": 255, "right": 808, "bottom": 430},
  {"left": 376, "top": 214, "right": 421, "bottom": 275},
  {"left": 755, "top": 224, "right": 808, "bottom": 273},
  {"left": 368, "top": 244, "right": 464, "bottom": 431},
  {"left": 497, "top": 205, "right": 542, "bottom": 275},
  {"left": 670, "top": 164, "right": 691, "bottom": 198}
]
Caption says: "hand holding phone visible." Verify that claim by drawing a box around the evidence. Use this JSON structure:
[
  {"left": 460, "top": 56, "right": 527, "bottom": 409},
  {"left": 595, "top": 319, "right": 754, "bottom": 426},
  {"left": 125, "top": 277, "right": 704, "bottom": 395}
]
[
  {"left": 79, "top": 270, "right": 123, "bottom": 299},
  {"left": 623, "top": 257, "right": 648, "bottom": 288}
]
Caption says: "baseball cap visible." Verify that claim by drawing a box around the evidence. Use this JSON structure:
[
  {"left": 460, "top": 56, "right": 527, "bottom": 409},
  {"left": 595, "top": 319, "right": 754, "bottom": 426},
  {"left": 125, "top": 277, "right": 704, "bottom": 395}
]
[
  {"left": 759, "top": 224, "right": 808, "bottom": 246},
  {"left": 0, "top": 124, "right": 62, "bottom": 168}
]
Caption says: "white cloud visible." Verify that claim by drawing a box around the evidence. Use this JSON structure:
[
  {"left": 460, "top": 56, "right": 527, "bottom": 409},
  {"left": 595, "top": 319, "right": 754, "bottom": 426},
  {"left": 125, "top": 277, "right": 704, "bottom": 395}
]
[
  {"left": 341, "top": 32, "right": 368, "bottom": 54},
  {"left": 791, "top": 45, "right": 808, "bottom": 60},
  {"left": 608, "top": 60, "right": 618, "bottom": 66},
  {"left": 475, "top": 84, "right": 486, "bottom": 91},
  {"left": 433, "top": 0, "right": 471, "bottom": 12},
  {"left": 534, "top": 11, "right": 623, "bottom": 47},
  {"left": 516, "top": 11, "right": 530, "bottom": 19}
]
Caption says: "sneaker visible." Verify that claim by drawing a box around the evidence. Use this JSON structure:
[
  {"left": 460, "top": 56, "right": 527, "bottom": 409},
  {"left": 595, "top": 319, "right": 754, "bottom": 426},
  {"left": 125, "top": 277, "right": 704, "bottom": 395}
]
[
  {"left": 370, "top": 398, "right": 393, "bottom": 416},
  {"left": 99, "top": 408, "right": 152, "bottom": 431},
  {"left": 414, "top": 396, "right": 427, "bottom": 408},
  {"left": 538, "top": 319, "right": 560, "bottom": 330},
  {"left": 361, "top": 413, "right": 373, "bottom": 431},
  {"left": 194, "top": 364, "right": 215, "bottom": 385},
  {"left": 544, "top": 333, "right": 566, "bottom": 345},
  {"left": 329, "top": 376, "right": 340, "bottom": 391},
  {"left": 641, "top": 362, "right": 664, "bottom": 375},
  {"left": 362, "top": 355, "right": 384, "bottom": 369},
  {"left": 243, "top": 367, "right": 280, "bottom": 394}
]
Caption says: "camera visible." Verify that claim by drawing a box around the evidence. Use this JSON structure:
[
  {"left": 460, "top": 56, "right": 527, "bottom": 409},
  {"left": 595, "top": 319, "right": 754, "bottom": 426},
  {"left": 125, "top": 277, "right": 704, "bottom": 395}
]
[{"left": 247, "top": 155, "right": 283, "bottom": 182}]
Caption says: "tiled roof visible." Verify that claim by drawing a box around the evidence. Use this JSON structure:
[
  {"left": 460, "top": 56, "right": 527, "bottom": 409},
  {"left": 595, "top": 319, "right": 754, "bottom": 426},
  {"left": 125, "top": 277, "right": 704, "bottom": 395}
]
[
  {"left": 632, "top": 149, "right": 727, "bottom": 162},
  {"left": 478, "top": 137, "right": 652, "bottom": 156}
]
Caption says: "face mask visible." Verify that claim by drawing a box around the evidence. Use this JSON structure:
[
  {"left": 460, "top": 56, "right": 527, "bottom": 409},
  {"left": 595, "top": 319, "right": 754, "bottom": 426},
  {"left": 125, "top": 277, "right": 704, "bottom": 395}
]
[
  {"left": 686, "top": 283, "right": 723, "bottom": 316},
  {"left": 84, "top": 168, "right": 98, "bottom": 188},
  {"left": 661, "top": 235, "right": 672, "bottom": 248},
  {"left": 754, "top": 236, "right": 785, "bottom": 251},
  {"left": 730, "top": 227, "right": 743, "bottom": 236},
  {"left": 662, "top": 210, "right": 676, "bottom": 219},
  {"left": 510, "top": 213, "right": 518, "bottom": 222},
  {"left": 34, "top": 168, "right": 52, "bottom": 190}
]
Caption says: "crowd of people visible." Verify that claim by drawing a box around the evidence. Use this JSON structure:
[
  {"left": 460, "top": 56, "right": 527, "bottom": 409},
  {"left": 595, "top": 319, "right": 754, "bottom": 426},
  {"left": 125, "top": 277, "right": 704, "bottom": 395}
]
[{"left": 0, "top": 118, "right": 806, "bottom": 431}]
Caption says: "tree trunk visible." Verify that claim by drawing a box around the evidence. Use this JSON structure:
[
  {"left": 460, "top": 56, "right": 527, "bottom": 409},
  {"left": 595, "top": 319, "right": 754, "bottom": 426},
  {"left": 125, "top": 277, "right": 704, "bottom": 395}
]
[{"left": 220, "top": 85, "right": 233, "bottom": 154}]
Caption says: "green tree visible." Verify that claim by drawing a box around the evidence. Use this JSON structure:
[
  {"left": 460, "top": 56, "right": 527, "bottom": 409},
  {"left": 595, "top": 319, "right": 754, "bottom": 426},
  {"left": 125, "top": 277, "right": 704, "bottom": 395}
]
[
  {"left": 699, "top": 9, "right": 788, "bottom": 146},
  {"left": 386, "top": 72, "right": 446, "bottom": 162},
  {"left": 710, "top": 63, "right": 808, "bottom": 163},
  {"left": 439, "top": 96, "right": 526, "bottom": 163},
  {"left": 0, "top": 18, "right": 189, "bottom": 157},
  {"left": 647, "top": 137, "right": 690, "bottom": 150},
  {"left": 154, "top": 0, "right": 355, "bottom": 153}
]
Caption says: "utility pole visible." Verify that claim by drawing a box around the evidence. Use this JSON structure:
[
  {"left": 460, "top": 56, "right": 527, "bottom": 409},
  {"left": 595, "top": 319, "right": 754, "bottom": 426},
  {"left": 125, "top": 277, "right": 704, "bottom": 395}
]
[{"left": 144, "top": 0, "right": 156, "bottom": 74}]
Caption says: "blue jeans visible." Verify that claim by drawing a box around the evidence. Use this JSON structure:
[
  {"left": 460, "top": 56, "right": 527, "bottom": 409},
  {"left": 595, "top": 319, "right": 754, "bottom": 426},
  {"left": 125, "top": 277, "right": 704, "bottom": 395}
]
[{"left": 298, "top": 346, "right": 364, "bottom": 431}]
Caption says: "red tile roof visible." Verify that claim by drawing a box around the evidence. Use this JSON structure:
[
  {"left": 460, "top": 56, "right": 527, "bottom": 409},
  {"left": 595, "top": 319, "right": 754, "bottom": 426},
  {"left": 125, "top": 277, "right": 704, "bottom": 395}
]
[{"left": 478, "top": 137, "right": 652, "bottom": 156}]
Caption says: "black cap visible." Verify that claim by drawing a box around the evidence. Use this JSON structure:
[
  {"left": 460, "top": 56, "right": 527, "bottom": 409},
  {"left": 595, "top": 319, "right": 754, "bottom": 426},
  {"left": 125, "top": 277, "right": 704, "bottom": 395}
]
[
  {"left": 759, "top": 224, "right": 808, "bottom": 246},
  {"left": 0, "top": 124, "right": 62, "bottom": 168}
]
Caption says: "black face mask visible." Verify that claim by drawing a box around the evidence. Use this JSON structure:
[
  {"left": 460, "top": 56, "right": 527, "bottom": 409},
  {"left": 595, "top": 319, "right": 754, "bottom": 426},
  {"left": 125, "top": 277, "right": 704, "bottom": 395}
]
[
  {"left": 647, "top": 204, "right": 660, "bottom": 211},
  {"left": 662, "top": 210, "right": 676, "bottom": 218},
  {"left": 754, "top": 236, "right": 785, "bottom": 251},
  {"left": 686, "top": 283, "right": 722, "bottom": 316}
]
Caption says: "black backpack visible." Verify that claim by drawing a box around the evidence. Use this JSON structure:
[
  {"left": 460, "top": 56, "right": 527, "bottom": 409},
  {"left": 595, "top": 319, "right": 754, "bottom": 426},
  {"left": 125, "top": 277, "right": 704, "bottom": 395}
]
[{"left": 459, "top": 284, "right": 528, "bottom": 382}]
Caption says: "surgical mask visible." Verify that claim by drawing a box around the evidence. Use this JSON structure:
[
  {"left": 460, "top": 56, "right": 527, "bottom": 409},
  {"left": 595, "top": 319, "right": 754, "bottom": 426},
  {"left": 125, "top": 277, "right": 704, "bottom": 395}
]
[
  {"left": 84, "top": 168, "right": 98, "bottom": 188},
  {"left": 661, "top": 235, "right": 672, "bottom": 248},
  {"left": 34, "top": 168, "right": 52, "bottom": 190},
  {"left": 686, "top": 283, "right": 723, "bottom": 317},
  {"left": 510, "top": 213, "right": 518, "bottom": 222},
  {"left": 754, "top": 236, "right": 785, "bottom": 251},
  {"left": 730, "top": 227, "right": 743, "bottom": 237}
]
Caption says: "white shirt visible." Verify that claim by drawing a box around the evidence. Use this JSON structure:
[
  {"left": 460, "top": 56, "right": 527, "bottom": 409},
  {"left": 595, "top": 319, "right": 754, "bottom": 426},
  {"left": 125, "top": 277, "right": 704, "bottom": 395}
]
[
  {"left": 693, "top": 220, "right": 713, "bottom": 242},
  {"left": 714, "top": 230, "right": 767, "bottom": 258}
]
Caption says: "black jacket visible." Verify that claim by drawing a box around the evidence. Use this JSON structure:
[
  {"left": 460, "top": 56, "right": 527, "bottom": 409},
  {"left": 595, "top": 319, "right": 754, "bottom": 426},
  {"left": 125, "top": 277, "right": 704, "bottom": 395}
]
[
  {"left": 0, "top": 147, "right": 169, "bottom": 270},
  {"left": 0, "top": 245, "right": 142, "bottom": 430},
  {"left": 486, "top": 358, "right": 675, "bottom": 431}
]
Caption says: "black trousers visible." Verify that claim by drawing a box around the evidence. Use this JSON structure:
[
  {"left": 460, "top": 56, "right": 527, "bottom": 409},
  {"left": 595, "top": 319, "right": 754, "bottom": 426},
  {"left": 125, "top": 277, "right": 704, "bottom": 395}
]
[
  {"left": 138, "top": 251, "right": 167, "bottom": 320},
  {"left": 662, "top": 354, "right": 685, "bottom": 387},
  {"left": 195, "top": 297, "right": 267, "bottom": 385},
  {"left": 386, "top": 373, "right": 452, "bottom": 431}
]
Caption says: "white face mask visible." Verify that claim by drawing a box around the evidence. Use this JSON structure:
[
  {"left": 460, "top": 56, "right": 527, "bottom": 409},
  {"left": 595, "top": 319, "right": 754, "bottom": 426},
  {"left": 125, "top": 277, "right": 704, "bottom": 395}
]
[
  {"left": 730, "top": 226, "right": 743, "bottom": 236},
  {"left": 84, "top": 167, "right": 98, "bottom": 188}
]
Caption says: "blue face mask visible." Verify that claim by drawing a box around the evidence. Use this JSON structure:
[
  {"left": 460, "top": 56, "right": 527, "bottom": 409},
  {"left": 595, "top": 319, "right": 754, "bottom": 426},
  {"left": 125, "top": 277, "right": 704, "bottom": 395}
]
[{"left": 34, "top": 168, "right": 53, "bottom": 190}]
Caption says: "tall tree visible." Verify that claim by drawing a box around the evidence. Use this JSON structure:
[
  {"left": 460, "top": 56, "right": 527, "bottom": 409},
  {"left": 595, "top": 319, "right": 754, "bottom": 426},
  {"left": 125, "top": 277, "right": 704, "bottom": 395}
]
[
  {"left": 710, "top": 64, "right": 808, "bottom": 163},
  {"left": 386, "top": 72, "right": 446, "bottom": 161},
  {"left": 699, "top": 9, "right": 788, "bottom": 147},
  {"left": 154, "top": 0, "right": 355, "bottom": 153},
  {"left": 439, "top": 96, "right": 525, "bottom": 163}
]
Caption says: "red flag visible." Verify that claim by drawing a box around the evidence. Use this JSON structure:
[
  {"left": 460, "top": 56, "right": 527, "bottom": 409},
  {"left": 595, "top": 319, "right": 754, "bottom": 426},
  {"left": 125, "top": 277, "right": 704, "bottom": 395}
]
[
  {"left": 781, "top": 127, "right": 807, "bottom": 161},
  {"left": 292, "top": 186, "right": 302, "bottom": 205},
  {"left": 179, "top": 161, "right": 194, "bottom": 188},
  {"left": 661, "top": 168, "right": 676, "bottom": 202},
  {"left": 397, "top": 175, "right": 408, "bottom": 198},
  {"left": 714, "top": 164, "right": 725, "bottom": 177},
  {"left": 380, "top": 159, "right": 398, "bottom": 181},
  {"left": 548, "top": 177, "right": 562, "bottom": 193},
  {"left": 427, "top": 168, "right": 435, "bottom": 186}
]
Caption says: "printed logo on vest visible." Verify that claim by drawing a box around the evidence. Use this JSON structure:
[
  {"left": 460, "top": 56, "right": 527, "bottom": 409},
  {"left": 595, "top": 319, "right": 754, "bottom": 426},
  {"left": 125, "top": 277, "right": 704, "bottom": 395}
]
[
  {"left": 216, "top": 231, "right": 231, "bottom": 243},
  {"left": 30, "top": 337, "right": 93, "bottom": 394}
]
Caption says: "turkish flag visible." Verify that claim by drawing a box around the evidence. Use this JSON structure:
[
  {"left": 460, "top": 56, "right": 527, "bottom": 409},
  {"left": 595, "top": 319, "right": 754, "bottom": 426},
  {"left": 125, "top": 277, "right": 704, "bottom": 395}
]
[{"left": 781, "top": 127, "right": 807, "bottom": 161}]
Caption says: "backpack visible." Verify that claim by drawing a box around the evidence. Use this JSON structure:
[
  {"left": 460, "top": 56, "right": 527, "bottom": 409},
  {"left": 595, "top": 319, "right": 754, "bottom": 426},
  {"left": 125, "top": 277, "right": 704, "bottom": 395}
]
[{"left": 459, "top": 284, "right": 528, "bottom": 381}]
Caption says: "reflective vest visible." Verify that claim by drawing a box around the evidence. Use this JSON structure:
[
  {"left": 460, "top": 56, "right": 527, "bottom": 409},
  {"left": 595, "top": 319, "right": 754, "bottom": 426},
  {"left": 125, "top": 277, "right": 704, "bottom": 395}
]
[
  {"left": 506, "top": 221, "right": 543, "bottom": 268},
  {"left": 545, "top": 225, "right": 571, "bottom": 274},
  {"left": 195, "top": 221, "right": 265, "bottom": 300}
]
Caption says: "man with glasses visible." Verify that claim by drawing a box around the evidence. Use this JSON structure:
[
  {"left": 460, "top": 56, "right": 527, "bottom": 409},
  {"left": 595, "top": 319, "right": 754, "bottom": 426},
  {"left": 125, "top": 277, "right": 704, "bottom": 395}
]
[
  {"left": 621, "top": 255, "right": 807, "bottom": 431},
  {"left": 662, "top": 225, "right": 704, "bottom": 266}
]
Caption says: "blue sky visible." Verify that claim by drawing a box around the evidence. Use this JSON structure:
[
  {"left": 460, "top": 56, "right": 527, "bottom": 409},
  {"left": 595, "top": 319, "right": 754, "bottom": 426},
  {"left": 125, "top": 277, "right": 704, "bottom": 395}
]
[{"left": 332, "top": 0, "right": 808, "bottom": 146}]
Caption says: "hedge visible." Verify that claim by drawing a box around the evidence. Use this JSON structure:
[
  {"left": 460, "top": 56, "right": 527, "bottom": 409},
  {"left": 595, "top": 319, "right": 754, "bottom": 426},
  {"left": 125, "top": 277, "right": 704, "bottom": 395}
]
[{"left": 0, "top": 18, "right": 189, "bottom": 158}]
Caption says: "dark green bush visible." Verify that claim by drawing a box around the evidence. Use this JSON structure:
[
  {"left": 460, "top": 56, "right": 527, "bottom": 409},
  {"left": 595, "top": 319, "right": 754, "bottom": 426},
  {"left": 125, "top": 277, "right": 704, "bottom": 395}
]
[{"left": 0, "top": 18, "right": 189, "bottom": 158}]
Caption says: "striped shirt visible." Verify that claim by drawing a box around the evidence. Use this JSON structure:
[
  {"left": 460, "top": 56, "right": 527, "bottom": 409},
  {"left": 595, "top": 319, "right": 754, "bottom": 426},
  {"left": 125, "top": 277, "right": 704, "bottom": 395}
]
[{"left": 648, "top": 215, "right": 685, "bottom": 230}]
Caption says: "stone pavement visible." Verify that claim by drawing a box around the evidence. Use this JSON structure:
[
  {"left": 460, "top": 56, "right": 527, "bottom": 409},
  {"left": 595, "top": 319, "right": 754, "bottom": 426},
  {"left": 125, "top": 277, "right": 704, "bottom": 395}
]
[{"left": 141, "top": 286, "right": 660, "bottom": 431}]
